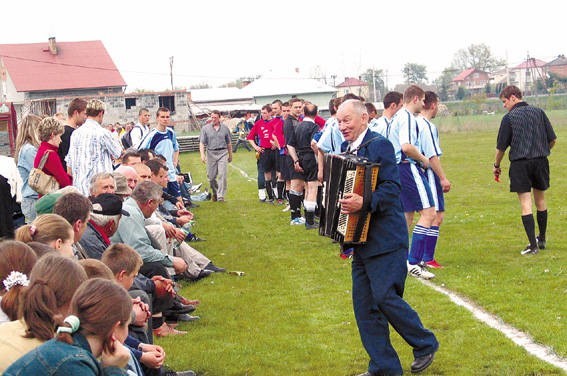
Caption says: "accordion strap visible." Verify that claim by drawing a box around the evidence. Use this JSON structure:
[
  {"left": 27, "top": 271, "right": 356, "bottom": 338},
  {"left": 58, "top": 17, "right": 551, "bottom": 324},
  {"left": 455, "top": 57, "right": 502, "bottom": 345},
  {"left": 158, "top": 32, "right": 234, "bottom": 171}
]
[{"left": 352, "top": 165, "right": 375, "bottom": 241}]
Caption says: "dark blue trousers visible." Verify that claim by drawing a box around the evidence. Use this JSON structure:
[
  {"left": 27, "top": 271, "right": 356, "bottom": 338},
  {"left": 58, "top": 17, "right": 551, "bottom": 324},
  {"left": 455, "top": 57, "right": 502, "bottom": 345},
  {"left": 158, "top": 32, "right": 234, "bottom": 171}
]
[{"left": 352, "top": 248, "right": 438, "bottom": 375}]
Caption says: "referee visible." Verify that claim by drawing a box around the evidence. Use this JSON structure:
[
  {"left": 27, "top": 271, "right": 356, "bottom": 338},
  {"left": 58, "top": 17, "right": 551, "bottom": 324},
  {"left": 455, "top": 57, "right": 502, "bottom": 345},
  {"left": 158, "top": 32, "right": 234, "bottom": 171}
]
[{"left": 494, "top": 85, "right": 557, "bottom": 255}]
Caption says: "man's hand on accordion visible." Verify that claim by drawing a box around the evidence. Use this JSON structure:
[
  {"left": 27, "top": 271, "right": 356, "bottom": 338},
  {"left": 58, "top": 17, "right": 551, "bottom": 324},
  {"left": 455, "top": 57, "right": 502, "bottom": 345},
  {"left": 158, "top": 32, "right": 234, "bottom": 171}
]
[{"left": 339, "top": 192, "right": 363, "bottom": 214}]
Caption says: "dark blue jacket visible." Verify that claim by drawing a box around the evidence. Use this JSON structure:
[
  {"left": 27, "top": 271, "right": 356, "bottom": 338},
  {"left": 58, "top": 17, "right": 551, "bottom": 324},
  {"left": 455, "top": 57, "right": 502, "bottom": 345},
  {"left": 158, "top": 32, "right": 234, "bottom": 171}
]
[{"left": 342, "top": 130, "right": 408, "bottom": 259}]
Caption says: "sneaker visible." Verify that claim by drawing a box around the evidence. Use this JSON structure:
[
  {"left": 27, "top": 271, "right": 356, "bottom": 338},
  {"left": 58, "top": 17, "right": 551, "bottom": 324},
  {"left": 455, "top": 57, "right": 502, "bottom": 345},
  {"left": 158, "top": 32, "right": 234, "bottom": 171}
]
[
  {"left": 290, "top": 217, "right": 305, "bottom": 225},
  {"left": 425, "top": 260, "right": 443, "bottom": 269},
  {"left": 407, "top": 262, "right": 435, "bottom": 279},
  {"left": 282, "top": 204, "right": 291, "bottom": 212},
  {"left": 520, "top": 245, "right": 539, "bottom": 255},
  {"left": 305, "top": 222, "right": 318, "bottom": 230},
  {"left": 537, "top": 236, "right": 546, "bottom": 250},
  {"left": 189, "top": 183, "right": 202, "bottom": 193}
]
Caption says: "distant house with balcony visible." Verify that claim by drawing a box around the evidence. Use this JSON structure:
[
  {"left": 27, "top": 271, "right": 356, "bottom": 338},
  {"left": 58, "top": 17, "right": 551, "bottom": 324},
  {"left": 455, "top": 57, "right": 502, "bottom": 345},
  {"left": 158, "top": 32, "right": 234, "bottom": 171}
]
[{"left": 451, "top": 68, "right": 490, "bottom": 95}]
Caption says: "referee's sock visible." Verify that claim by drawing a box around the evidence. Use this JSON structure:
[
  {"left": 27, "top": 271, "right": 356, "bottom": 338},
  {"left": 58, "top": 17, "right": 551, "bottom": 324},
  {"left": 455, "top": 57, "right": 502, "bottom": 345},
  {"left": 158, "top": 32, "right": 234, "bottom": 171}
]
[
  {"left": 423, "top": 226, "right": 439, "bottom": 262},
  {"left": 521, "top": 214, "right": 537, "bottom": 249},
  {"left": 408, "top": 225, "right": 428, "bottom": 264},
  {"left": 536, "top": 210, "right": 547, "bottom": 241}
]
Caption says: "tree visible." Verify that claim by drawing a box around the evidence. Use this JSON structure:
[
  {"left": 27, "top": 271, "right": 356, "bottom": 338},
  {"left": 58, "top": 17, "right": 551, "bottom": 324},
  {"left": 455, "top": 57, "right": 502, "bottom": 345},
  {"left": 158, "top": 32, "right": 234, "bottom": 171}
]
[
  {"left": 402, "top": 63, "right": 427, "bottom": 84},
  {"left": 452, "top": 43, "right": 506, "bottom": 72},
  {"left": 456, "top": 86, "right": 467, "bottom": 100},
  {"left": 434, "top": 68, "right": 458, "bottom": 101},
  {"left": 360, "top": 68, "right": 386, "bottom": 102}
]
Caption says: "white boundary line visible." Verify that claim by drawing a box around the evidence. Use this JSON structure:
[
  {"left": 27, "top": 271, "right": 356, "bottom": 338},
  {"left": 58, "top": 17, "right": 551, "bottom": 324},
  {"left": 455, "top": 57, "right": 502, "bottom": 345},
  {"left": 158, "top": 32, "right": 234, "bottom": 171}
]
[
  {"left": 420, "top": 279, "right": 567, "bottom": 372},
  {"left": 233, "top": 160, "right": 567, "bottom": 372},
  {"left": 230, "top": 163, "right": 257, "bottom": 181}
]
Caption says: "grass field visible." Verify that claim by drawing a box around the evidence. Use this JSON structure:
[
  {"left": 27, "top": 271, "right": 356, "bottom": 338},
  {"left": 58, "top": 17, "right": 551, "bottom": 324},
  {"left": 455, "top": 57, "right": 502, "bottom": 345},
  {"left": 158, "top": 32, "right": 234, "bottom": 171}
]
[{"left": 159, "top": 114, "right": 566, "bottom": 375}]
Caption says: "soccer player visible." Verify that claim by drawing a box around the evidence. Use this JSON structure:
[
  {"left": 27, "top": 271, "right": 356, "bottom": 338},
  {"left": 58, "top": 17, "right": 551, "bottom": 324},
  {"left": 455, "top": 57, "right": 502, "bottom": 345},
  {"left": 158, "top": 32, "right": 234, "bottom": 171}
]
[{"left": 415, "top": 91, "right": 451, "bottom": 268}]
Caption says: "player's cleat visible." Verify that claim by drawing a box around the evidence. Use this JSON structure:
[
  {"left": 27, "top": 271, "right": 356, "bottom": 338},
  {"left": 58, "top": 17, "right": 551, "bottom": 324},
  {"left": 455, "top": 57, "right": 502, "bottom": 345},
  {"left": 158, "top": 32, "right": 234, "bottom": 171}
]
[
  {"left": 425, "top": 260, "right": 443, "bottom": 269},
  {"left": 290, "top": 217, "right": 305, "bottom": 225},
  {"left": 520, "top": 245, "right": 539, "bottom": 255},
  {"left": 407, "top": 262, "right": 435, "bottom": 279},
  {"left": 536, "top": 236, "right": 546, "bottom": 250},
  {"left": 282, "top": 204, "right": 291, "bottom": 212},
  {"left": 305, "top": 222, "right": 318, "bottom": 230}
]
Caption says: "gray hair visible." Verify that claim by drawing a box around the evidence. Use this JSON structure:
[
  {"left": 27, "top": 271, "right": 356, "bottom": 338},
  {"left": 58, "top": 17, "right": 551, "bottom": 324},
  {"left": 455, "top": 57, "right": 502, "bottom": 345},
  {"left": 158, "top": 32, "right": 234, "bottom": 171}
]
[
  {"left": 90, "top": 212, "right": 121, "bottom": 228},
  {"left": 131, "top": 181, "right": 163, "bottom": 203},
  {"left": 339, "top": 99, "right": 368, "bottom": 116},
  {"left": 89, "top": 173, "right": 115, "bottom": 195}
]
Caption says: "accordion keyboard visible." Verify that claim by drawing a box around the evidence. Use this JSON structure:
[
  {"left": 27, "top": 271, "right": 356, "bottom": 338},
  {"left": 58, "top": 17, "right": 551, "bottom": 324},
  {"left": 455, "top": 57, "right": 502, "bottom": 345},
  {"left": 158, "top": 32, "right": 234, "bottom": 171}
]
[{"left": 336, "top": 170, "right": 356, "bottom": 236}]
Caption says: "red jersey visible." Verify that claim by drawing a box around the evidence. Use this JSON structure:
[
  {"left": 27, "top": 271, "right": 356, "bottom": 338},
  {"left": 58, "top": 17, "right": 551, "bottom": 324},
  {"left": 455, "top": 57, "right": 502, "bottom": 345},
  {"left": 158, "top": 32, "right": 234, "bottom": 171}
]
[{"left": 247, "top": 118, "right": 274, "bottom": 148}]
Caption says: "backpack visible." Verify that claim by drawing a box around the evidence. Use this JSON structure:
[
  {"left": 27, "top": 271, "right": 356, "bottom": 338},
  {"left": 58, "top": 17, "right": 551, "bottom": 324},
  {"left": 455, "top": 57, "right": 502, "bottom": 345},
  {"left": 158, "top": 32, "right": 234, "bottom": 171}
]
[
  {"left": 121, "top": 125, "right": 142, "bottom": 149},
  {"left": 121, "top": 128, "right": 134, "bottom": 149}
]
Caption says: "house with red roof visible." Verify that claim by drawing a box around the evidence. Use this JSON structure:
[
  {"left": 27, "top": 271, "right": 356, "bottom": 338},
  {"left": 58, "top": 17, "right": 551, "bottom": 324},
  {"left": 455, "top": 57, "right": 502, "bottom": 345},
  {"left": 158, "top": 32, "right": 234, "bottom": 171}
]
[
  {"left": 0, "top": 38, "right": 126, "bottom": 116},
  {"left": 451, "top": 68, "right": 490, "bottom": 95},
  {"left": 336, "top": 77, "right": 369, "bottom": 99},
  {"left": 0, "top": 38, "right": 198, "bottom": 140}
]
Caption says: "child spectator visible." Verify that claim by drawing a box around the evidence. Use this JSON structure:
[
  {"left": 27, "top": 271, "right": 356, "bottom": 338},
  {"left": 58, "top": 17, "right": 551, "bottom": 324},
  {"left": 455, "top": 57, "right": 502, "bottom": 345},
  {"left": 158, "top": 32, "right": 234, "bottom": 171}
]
[
  {"left": 0, "top": 240, "right": 37, "bottom": 323},
  {"left": 5, "top": 278, "right": 132, "bottom": 375},
  {"left": 0, "top": 254, "right": 87, "bottom": 372},
  {"left": 15, "top": 214, "right": 75, "bottom": 258}
]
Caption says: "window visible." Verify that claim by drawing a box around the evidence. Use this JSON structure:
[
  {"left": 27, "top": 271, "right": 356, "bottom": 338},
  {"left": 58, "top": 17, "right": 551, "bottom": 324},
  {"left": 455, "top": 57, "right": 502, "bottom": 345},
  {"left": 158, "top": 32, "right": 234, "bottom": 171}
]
[
  {"left": 159, "top": 96, "right": 175, "bottom": 113},
  {"left": 125, "top": 98, "right": 137, "bottom": 110}
]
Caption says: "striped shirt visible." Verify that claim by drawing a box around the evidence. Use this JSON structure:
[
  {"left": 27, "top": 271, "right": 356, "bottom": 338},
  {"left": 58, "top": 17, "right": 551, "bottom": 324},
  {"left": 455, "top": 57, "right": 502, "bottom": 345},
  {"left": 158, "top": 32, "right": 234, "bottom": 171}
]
[
  {"left": 388, "top": 108, "right": 420, "bottom": 164},
  {"left": 371, "top": 115, "right": 395, "bottom": 139},
  {"left": 416, "top": 116, "right": 442, "bottom": 159},
  {"left": 65, "top": 118, "right": 123, "bottom": 196},
  {"left": 497, "top": 102, "right": 556, "bottom": 161}
]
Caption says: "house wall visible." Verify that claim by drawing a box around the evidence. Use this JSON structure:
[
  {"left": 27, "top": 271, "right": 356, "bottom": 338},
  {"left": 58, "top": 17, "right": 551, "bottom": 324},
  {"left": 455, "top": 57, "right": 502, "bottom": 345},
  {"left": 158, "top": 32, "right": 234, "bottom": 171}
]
[
  {"left": 18, "top": 90, "right": 196, "bottom": 133},
  {"left": 337, "top": 86, "right": 369, "bottom": 100},
  {"left": 0, "top": 71, "right": 25, "bottom": 103}
]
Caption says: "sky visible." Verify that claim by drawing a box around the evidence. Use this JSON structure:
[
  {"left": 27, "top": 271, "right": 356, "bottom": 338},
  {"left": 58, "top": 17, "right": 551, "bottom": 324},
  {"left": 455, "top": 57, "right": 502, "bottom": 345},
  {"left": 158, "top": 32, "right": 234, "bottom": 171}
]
[{"left": 2, "top": 0, "right": 564, "bottom": 92}]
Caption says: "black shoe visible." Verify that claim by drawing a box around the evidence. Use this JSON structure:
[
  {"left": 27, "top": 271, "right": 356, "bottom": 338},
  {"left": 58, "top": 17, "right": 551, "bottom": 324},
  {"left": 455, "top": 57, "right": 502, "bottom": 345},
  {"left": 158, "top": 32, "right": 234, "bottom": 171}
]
[
  {"left": 165, "top": 302, "right": 196, "bottom": 315},
  {"left": 305, "top": 222, "right": 318, "bottom": 230},
  {"left": 205, "top": 262, "right": 226, "bottom": 273},
  {"left": 411, "top": 351, "right": 435, "bottom": 373},
  {"left": 537, "top": 236, "right": 546, "bottom": 249},
  {"left": 520, "top": 245, "right": 539, "bottom": 255},
  {"left": 162, "top": 366, "right": 196, "bottom": 376},
  {"left": 186, "top": 233, "right": 205, "bottom": 242},
  {"left": 196, "top": 269, "right": 213, "bottom": 279}
]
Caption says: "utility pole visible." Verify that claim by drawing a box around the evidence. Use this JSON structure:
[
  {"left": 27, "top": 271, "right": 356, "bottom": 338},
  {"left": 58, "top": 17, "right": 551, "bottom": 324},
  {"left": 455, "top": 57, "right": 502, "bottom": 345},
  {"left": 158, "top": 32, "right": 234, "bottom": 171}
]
[
  {"left": 372, "top": 70, "right": 377, "bottom": 102},
  {"left": 169, "top": 56, "right": 174, "bottom": 91}
]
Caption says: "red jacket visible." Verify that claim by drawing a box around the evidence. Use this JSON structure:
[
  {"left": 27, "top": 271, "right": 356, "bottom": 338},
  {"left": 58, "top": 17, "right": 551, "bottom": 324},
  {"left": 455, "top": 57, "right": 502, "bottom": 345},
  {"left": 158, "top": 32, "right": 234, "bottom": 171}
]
[{"left": 34, "top": 142, "right": 72, "bottom": 191}]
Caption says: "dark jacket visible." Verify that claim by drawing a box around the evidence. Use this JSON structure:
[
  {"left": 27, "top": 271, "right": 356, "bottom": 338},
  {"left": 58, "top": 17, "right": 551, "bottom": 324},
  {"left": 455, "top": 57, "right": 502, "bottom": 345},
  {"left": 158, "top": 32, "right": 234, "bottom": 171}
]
[{"left": 342, "top": 130, "right": 408, "bottom": 259}]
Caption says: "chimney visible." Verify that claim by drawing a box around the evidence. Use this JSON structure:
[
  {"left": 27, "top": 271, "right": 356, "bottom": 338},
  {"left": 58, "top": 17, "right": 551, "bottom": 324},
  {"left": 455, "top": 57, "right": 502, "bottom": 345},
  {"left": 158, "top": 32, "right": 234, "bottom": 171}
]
[{"left": 48, "top": 37, "right": 58, "bottom": 55}]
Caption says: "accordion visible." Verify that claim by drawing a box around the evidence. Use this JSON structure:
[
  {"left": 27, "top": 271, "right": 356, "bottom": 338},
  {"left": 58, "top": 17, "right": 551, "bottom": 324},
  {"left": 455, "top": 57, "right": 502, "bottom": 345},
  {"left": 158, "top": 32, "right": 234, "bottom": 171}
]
[{"left": 319, "top": 153, "right": 380, "bottom": 245}]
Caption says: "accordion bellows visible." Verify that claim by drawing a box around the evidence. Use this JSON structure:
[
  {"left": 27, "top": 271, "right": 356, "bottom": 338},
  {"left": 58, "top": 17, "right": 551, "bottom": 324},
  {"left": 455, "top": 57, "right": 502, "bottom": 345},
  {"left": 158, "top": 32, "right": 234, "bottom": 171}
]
[{"left": 319, "top": 153, "right": 380, "bottom": 245}]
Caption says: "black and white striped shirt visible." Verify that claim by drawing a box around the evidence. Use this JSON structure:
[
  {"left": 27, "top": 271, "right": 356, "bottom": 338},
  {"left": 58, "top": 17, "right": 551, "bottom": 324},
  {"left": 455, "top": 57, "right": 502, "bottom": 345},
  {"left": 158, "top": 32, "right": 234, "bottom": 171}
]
[{"left": 496, "top": 102, "right": 556, "bottom": 161}]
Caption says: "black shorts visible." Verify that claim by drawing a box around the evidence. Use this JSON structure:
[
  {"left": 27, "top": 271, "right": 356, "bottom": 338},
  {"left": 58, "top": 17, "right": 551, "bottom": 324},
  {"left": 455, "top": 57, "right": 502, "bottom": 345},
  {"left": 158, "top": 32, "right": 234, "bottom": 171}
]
[
  {"left": 298, "top": 152, "right": 318, "bottom": 182},
  {"left": 276, "top": 149, "right": 286, "bottom": 173},
  {"left": 281, "top": 154, "right": 293, "bottom": 181},
  {"left": 259, "top": 149, "right": 277, "bottom": 173},
  {"left": 509, "top": 157, "right": 549, "bottom": 193}
]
